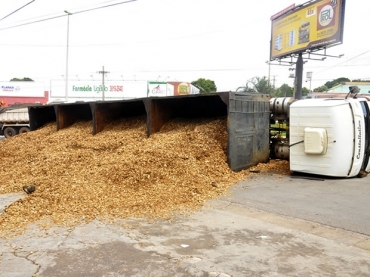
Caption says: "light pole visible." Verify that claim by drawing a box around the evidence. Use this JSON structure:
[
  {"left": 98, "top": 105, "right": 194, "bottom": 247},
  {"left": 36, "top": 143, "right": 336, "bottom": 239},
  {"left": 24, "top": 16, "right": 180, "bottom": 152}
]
[
  {"left": 306, "top": 71, "right": 313, "bottom": 92},
  {"left": 64, "top": 10, "right": 72, "bottom": 102},
  {"left": 266, "top": 61, "right": 271, "bottom": 87}
]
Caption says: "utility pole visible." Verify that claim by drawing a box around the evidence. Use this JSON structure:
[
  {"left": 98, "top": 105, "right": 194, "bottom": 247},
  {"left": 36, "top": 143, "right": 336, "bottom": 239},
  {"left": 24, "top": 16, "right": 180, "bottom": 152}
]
[
  {"left": 306, "top": 72, "right": 313, "bottom": 92},
  {"left": 97, "top": 66, "right": 109, "bottom": 101},
  {"left": 271, "top": 75, "right": 277, "bottom": 88},
  {"left": 267, "top": 61, "right": 271, "bottom": 87}
]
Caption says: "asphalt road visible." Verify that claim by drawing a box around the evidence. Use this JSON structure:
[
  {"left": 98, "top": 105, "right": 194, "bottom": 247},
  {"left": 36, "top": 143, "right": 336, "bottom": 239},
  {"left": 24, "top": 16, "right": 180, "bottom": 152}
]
[
  {"left": 232, "top": 172, "right": 370, "bottom": 236},
  {"left": 1, "top": 171, "right": 370, "bottom": 276}
]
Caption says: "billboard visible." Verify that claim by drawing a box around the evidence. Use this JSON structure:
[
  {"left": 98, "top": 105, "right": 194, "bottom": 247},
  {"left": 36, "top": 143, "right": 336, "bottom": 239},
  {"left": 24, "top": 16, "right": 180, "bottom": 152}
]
[
  {"left": 49, "top": 80, "right": 199, "bottom": 103},
  {"left": 270, "top": 0, "right": 345, "bottom": 60},
  {"left": 147, "top": 82, "right": 174, "bottom": 97},
  {"left": 49, "top": 80, "right": 149, "bottom": 102},
  {"left": 0, "top": 82, "right": 45, "bottom": 97},
  {"left": 0, "top": 82, "right": 48, "bottom": 106},
  {"left": 168, "top": 82, "right": 200, "bottom": 96}
]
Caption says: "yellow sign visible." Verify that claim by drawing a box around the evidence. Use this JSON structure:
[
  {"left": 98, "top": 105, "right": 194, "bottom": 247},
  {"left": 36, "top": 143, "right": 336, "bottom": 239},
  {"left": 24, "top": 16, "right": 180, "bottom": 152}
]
[{"left": 270, "top": 0, "right": 345, "bottom": 60}]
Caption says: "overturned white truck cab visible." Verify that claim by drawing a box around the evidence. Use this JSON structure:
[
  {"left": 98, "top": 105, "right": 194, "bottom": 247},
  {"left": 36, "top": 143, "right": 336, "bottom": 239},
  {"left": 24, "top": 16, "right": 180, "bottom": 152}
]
[{"left": 289, "top": 97, "right": 370, "bottom": 177}]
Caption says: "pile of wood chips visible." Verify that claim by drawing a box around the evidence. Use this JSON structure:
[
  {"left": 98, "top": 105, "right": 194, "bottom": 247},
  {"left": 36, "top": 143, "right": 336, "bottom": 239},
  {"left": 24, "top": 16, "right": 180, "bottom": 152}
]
[{"left": 0, "top": 116, "right": 290, "bottom": 237}]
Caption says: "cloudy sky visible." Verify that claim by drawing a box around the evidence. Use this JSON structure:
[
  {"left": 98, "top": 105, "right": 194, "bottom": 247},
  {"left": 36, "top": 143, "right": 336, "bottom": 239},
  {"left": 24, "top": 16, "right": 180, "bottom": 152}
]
[{"left": 0, "top": 0, "right": 369, "bottom": 92}]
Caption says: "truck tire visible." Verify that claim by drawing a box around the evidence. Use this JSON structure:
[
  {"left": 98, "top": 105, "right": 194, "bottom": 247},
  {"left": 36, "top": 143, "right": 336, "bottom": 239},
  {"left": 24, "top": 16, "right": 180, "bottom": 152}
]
[
  {"left": 4, "top": 127, "right": 17, "bottom": 138},
  {"left": 19, "top": 127, "right": 30, "bottom": 134}
]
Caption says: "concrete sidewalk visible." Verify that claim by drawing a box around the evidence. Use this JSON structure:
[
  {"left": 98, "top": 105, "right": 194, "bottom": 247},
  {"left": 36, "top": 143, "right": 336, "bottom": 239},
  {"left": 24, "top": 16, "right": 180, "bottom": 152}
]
[{"left": 0, "top": 176, "right": 370, "bottom": 277}]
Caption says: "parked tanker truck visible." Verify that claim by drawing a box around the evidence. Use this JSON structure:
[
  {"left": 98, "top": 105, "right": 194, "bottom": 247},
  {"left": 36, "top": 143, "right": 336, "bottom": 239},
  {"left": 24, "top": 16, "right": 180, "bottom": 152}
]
[
  {"left": 0, "top": 105, "right": 34, "bottom": 138},
  {"left": 270, "top": 86, "right": 370, "bottom": 178}
]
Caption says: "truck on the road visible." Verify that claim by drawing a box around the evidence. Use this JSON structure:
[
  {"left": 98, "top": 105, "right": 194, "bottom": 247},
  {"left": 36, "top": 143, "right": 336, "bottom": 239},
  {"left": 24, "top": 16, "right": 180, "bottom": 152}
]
[
  {"left": 270, "top": 87, "right": 370, "bottom": 178},
  {"left": 289, "top": 96, "right": 370, "bottom": 177},
  {"left": 0, "top": 105, "right": 33, "bottom": 138}
]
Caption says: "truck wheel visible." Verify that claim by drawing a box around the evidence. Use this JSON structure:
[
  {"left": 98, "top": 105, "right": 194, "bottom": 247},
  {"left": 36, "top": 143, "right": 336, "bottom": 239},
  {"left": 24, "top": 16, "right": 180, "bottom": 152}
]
[
  {"left": 4, "top": 127, "right": 17, "bottom": 138},
  {"left": 19, "top": 127, "right": 30, "bottom": 134}
]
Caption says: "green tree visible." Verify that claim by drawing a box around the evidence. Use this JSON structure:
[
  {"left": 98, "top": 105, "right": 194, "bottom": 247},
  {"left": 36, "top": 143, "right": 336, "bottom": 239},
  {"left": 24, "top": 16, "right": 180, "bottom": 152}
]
[
  {"left": 246, "top": 76, "right": 273, "bottom": 94},
  {"left": 312, "top": 77, "right": 370, "bottom": 92},
  {"left": 313, "top": 85, "right": 328, "bottom": 92},
  {"left": 191, "top": 78, "right": 217, "bottom": 94},
  {"left": 275, "top": 83, "right": 293, "bottom": 97},
  {"left": 352, "top": 79, "right": 370, "bottom": 83},
  {"left": 10, "top": 77, "right": 34, "bottom": 81},
  {"left": 324, "top": 77, "right": 350, "bottom": 89},
  {"left": 302, "top": 87, "right": 310, "bottom": 97}
]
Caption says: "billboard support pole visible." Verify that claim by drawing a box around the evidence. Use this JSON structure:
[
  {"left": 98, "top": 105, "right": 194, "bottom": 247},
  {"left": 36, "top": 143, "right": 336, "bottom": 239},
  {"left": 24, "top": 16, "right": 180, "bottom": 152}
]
[{"left": 295, "top": 53, "right": 303, "bottom": 100}]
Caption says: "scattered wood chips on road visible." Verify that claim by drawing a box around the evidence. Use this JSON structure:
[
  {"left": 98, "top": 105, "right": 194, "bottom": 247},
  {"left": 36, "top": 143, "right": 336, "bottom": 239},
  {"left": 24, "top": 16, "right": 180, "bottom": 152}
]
[{"left": 0, "top": 116, "right": 290, "bottom": 237}]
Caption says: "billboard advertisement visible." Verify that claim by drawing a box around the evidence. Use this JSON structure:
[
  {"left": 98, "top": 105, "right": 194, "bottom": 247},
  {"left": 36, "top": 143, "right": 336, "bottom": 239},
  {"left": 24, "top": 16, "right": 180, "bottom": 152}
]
[
  {"left": 270, "top": 0, "right": 345, "bottom": 60},
  {"left": 147, "top": 82, "right": 174, "bottom": 97},
  {"left": 49, "top": 80, "right": 198, "bottom": 103},
  {"left": 0, "top": 82, "right": 48, "bottom": 106},
  {"left": 169, "top": 82, "right": 200, "bottom": 96},
  {"left": 0, "top": 82, "right": 45, "bottom": 97},
  {"left": 49, "top": 80, "right": 149, "bottom": 102}
]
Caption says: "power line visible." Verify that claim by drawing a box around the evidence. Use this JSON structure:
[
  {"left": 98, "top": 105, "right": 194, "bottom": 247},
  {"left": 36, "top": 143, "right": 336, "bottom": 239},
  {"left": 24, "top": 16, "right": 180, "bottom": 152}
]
[
  {"left": 314, "top": 49, "right": 370, "bottom": 74},
  {"left": 65, "top": 0, "right": 136, "bottom": 16},
  {"left": 0, "top": 0, "right": 36, "bottom": 22},
  {"left": 0, "top": 0, "right": 136, "bottom": 31},
  {"left": 0, "top": 14, "right": 66, "bottom": 31},
  {"left": 0, "top": 0, "right": 118, "bottom": 27}
]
